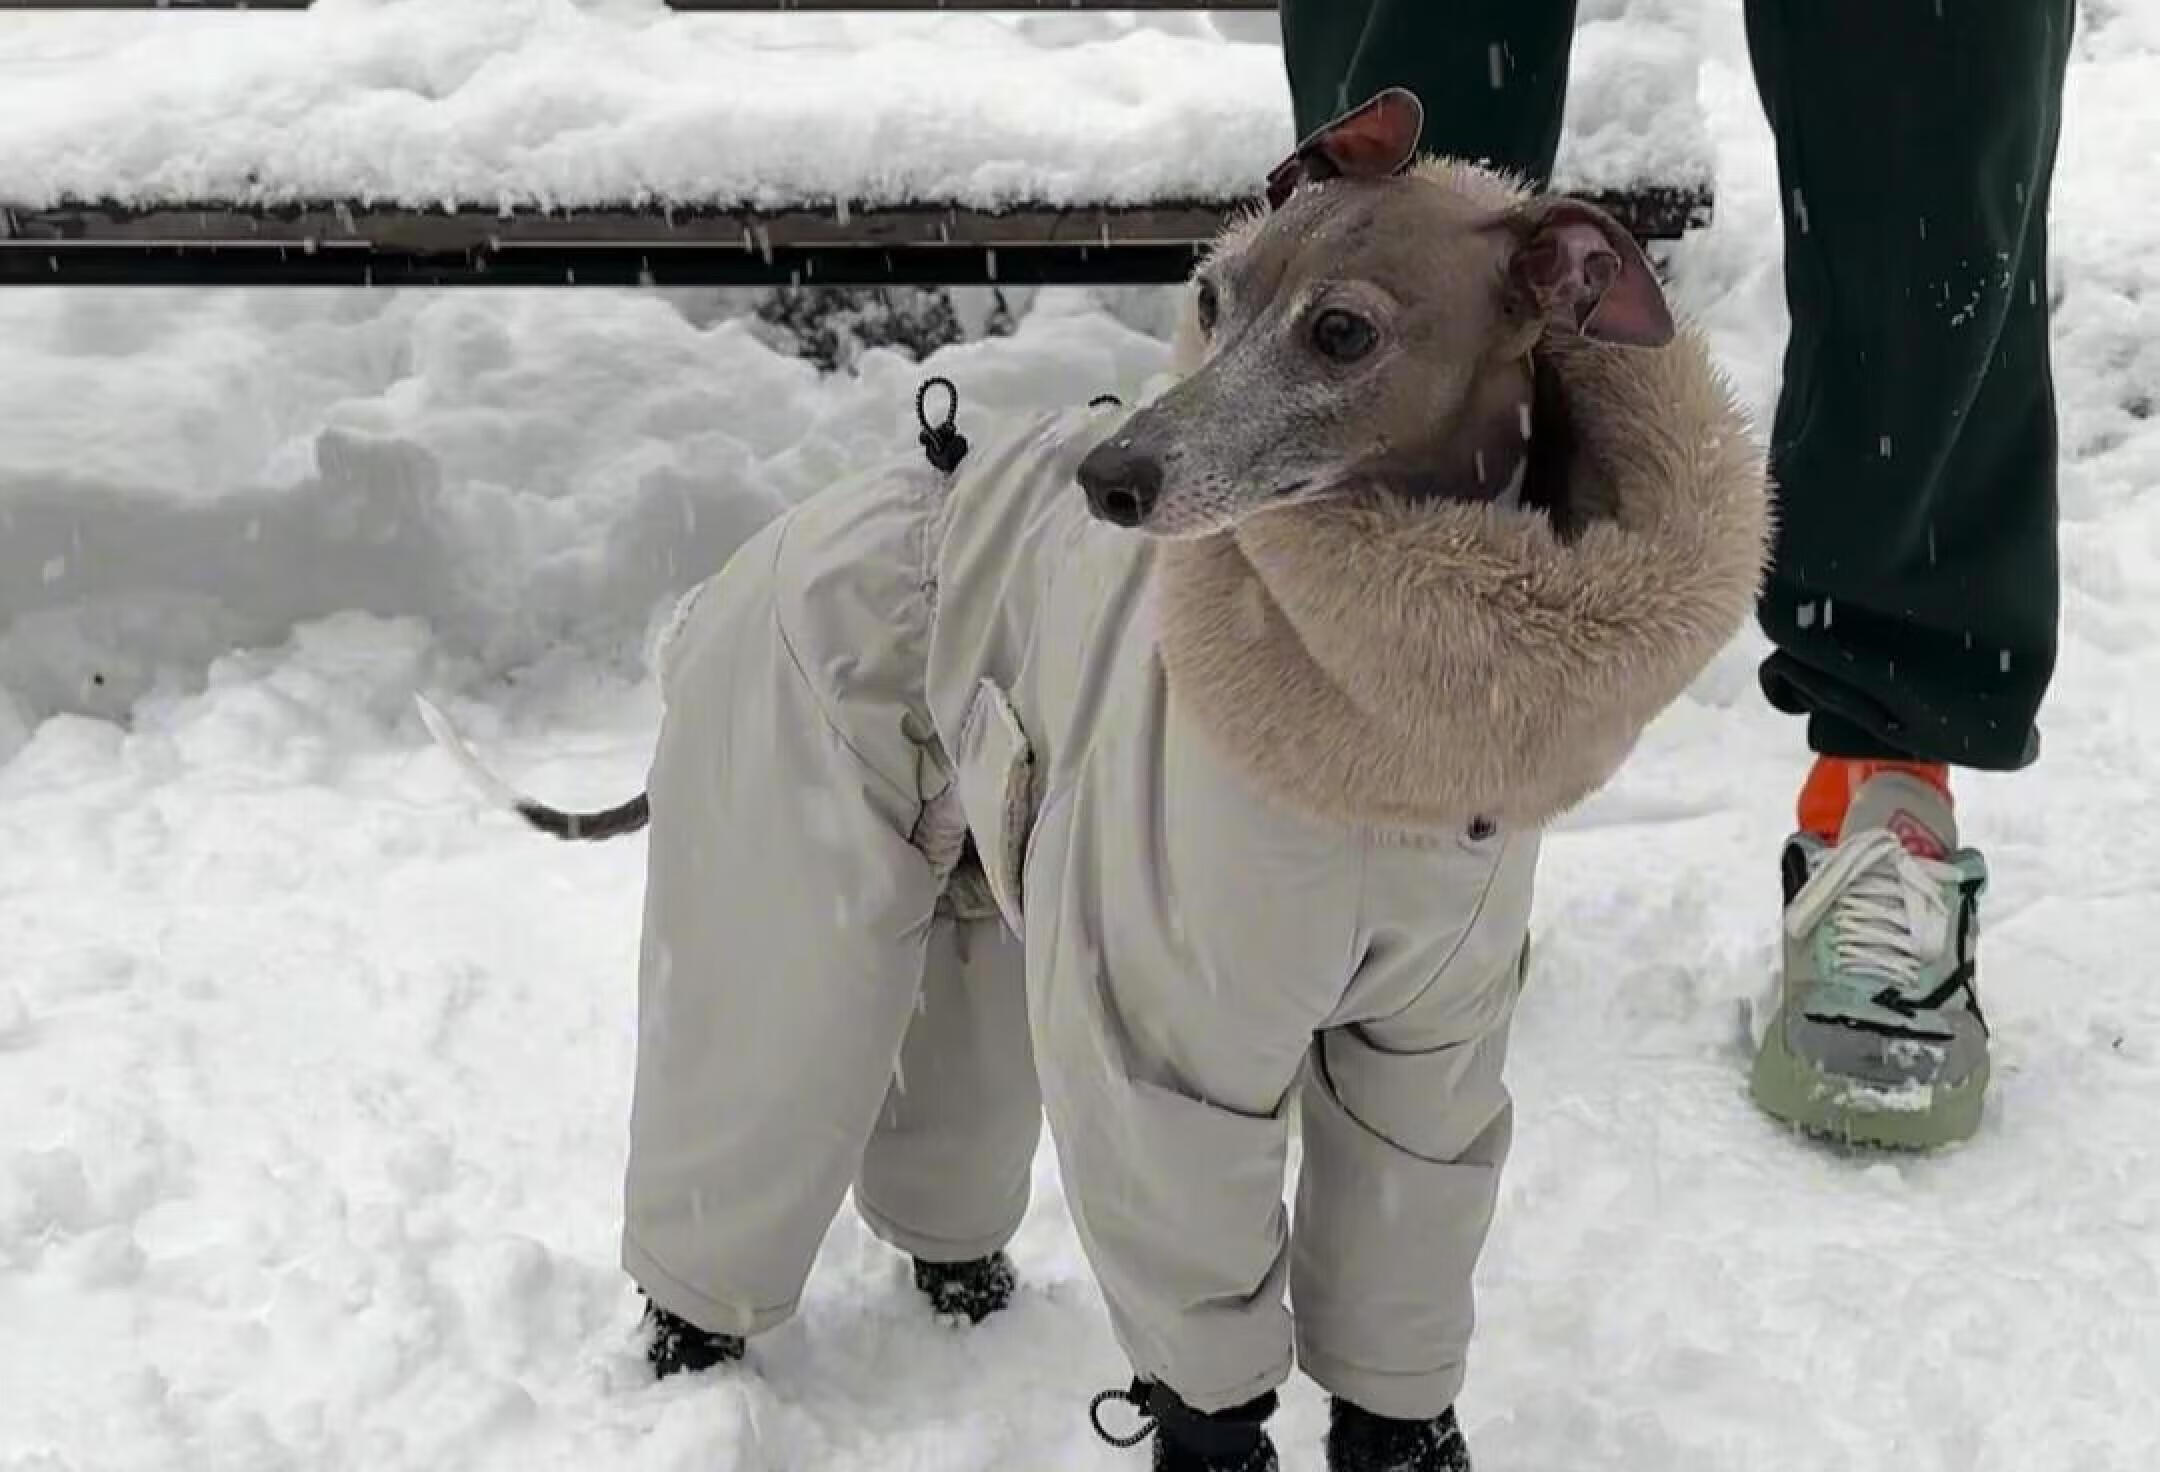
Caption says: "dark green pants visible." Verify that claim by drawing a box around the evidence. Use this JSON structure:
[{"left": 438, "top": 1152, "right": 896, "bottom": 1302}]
[{"left": 1281, "top": 1, "right": 2072, "bottom": 769}]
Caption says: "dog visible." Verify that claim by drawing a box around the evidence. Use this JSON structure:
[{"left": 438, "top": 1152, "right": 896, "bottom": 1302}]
[{"left": 423, "top": 90, "right": 1767, "bottom": 1472}]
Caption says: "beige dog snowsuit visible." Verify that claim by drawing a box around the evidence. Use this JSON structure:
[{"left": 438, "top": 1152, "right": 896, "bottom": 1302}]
[{"left": 622, "top": 295, "right": 1764, "bottom": 1418}]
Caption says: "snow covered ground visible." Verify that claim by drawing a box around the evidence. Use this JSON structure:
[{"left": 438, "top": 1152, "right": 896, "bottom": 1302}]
[{"left": 3, "top": 4, "right": 2158, "bottom": 1471}]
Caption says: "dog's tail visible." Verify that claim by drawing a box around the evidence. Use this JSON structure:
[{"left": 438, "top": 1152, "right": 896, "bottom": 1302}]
[{"left": 414, "top": 695, "right": 651, "bottom": 842}]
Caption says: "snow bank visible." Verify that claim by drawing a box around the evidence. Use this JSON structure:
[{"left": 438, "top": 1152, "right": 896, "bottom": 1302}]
[
  {"left": 0, "top": 288, "right": 1167, "bottom": 736},
  {"left": 0, "top": 0, "right": 1710, "bottom": 213}
]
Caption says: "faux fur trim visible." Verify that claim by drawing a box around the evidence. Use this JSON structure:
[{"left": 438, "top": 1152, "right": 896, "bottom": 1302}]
[{"left": 1157, "top": 320, "right": 1771, "bottom": 835}]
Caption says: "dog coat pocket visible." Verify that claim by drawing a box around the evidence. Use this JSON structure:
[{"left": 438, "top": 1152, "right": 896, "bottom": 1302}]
[{"left": 953, "top": 679, "right": 1036, "bottom": 934}]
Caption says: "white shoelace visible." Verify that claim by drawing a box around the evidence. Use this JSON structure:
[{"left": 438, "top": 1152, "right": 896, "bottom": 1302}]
[{"left": 1784, "top": 829, "right": 1959, "bottom": 992}]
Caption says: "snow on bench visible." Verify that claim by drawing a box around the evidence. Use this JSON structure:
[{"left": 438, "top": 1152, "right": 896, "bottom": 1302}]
[{"left": 0, "top": 0, "right": 1714, "bottom": 287}]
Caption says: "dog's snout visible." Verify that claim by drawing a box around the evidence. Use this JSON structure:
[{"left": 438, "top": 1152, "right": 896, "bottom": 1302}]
[{"left": 1078, "top": 442, "right": 1163, "bottom": 529}]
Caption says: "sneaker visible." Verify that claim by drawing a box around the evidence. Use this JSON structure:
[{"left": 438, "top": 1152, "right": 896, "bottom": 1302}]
[
  {"left": 1750, "top": 771, "right": 1990, "bottom": 1148},
  {"left": 1090, "top": 1379, "right": 1280, "bottom": 1472},
  {"left": 1327, "top": 1400, "right": 1472, "bottom": 1471}
]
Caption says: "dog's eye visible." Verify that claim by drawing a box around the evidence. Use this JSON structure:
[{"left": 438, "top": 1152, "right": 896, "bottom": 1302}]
[
  {"left": 1311, "top": 308, "right": 1378, "bottom": 363},
  {"left": 1195, "top": 281, "right": 1220, "bottom": 335}
]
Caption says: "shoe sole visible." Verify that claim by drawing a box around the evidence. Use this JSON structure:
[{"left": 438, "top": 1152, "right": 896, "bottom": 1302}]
[{"left": 1749, "top": 1005, "right": 1988, "bottom": 1150}]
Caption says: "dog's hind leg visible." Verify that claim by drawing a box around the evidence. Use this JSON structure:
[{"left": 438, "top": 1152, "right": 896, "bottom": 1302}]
[
  {"left": 855, "top": 897, "right": 1041, "bottom": 1316},
  {"left": 618, "top": 568, "right": 946, "bottom": 1347}
]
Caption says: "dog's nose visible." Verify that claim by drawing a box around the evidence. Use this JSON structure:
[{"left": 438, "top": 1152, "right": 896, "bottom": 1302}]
[{"left": 1078, "top": 442, "right": 1163, "bottom": 528}]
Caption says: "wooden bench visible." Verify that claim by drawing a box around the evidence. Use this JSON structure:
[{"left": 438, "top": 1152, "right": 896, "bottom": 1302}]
[{"left": 0, "top": 1, "right": 1715, "bottom": 288}]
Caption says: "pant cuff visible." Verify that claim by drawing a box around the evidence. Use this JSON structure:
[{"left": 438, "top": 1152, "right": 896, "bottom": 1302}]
[
  {"left": 1296, "top": 1337, "right": 1468, "bottom": 1422},
  {"left": 1145, "top": 1352, "right": 1295, "bottom": 1417},
  {"left": 852, "top": 1191, "right": 1025, "bottom": 1265},
  {"left": 1805, "top": 710, "right": 1927, "bottom": 764},
  {"left": 1761, "top": 658, "right": 2041, "bottom": 770},
  {"left": 622, "top": 1231, "right": 799, "bottom": 1338}
]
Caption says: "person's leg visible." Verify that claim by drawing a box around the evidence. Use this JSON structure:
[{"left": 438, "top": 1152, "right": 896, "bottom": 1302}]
[
  {"left": 1747, "top": 0, "right": 2072, "bottom": 773},
  {"left": 1278, "top": 0, "right": 1579, "bottom": 186},
  {"left": 1744, "top": 0, "right": 2074, "bottom": 1147},
  {"left": 855, "top": 900, "right": 1041, "bottom": 1319}
]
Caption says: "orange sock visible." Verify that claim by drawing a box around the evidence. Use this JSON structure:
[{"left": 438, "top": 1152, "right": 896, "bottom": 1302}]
[{"left": 1798, "top": 757, "right": 1952, "bottom": 842}]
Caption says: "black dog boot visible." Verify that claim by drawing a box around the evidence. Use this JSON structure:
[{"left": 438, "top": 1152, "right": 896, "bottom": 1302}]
[
  {"left": 641, "top": 1294, "right": 744, "bottom": 1380},
  {"left": 1326, "top": 1399, "right": 1471, "bottom": 1472},
  {"left": 1090, "top": 1378, "right": 1280, "bottom": 1472},
  {"left": 912, "top": 1250, "right": 1018, "bottom": 1324}
]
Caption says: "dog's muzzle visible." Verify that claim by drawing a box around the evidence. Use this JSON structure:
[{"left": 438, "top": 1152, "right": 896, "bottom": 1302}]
[{"left": 1077, "top": 441, "right": 1163, "bottom": 529}]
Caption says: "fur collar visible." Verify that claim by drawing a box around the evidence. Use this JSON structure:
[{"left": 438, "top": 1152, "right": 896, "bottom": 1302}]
[{"left": 1156, "top": 327, "right": 1771, "bottom": 835}]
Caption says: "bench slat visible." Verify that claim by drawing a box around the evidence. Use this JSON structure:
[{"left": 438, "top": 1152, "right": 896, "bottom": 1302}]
[{"left": 0, "top": 190, "right": 1710, "bottom": 287}]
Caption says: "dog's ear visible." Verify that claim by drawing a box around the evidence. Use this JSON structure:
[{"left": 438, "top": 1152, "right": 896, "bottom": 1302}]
[
  {"left": 1505, "top": 198, "right": 1675, "bottom": 347},
  {"left": 1265, "top": 88, "right": 1424, "bottom": 209}
]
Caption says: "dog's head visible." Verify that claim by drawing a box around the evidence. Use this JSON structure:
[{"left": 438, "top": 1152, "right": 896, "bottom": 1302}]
[{"left": 1077, "top": 89, "right": 1676, "bottom": 538}]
